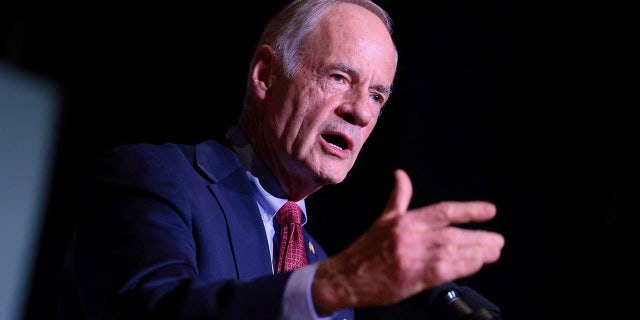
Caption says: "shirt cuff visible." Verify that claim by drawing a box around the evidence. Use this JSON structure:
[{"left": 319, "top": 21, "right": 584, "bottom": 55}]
[{"left": 282, "top": 263, "right": 334, "bottom": 320}]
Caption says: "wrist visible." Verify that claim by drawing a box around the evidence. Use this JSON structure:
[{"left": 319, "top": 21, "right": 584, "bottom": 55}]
[{"left": 312, "top": 259, "right": 355, "bottom": 316}]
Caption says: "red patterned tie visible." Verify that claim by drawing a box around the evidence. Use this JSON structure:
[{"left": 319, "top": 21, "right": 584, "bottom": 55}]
[{"left": 274, "top": 201, "right": 308, "bottom": 273}]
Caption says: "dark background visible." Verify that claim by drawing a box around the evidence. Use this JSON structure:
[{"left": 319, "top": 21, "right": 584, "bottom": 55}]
[{"left": 2, "top": 1, "right": 636, "bottom": 319}]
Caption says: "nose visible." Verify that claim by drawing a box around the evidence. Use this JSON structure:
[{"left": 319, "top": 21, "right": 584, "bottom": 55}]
[{"left": 336, "top": 89, "right": 375, "bottom": 127}]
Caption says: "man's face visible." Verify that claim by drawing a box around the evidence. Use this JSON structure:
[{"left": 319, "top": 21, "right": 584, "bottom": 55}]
[{"left": 263, "top": 4, "right": 397, "bottom": 194}]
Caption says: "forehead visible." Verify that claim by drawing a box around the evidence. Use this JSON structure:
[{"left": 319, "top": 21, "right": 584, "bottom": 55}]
[{"left": 306, "top": 3, "right": 397, "bottom": 84}]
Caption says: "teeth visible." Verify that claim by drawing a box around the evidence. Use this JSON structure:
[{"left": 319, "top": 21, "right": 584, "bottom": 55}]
[
  {"left": 328, "top": 142, "right": 343, "bottom": 150},
  {"left": 322, "top": 133, "right": 347, "bottom": 150}
]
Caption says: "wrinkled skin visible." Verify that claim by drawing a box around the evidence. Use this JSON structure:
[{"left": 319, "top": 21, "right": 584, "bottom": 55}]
[
  {"left": 240, "top": 3, "right": 505, "bottom": 316},
  {"left": 312, "top": 169, "right": 504, "bottom": 315},
  {"left": 240, "top": 3, "right": 396, "bottom": 200}
]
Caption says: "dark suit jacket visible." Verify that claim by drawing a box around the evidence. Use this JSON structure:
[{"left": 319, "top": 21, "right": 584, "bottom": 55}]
[{"left": 58, "top": 140, "right": 354, "bottom": 319}]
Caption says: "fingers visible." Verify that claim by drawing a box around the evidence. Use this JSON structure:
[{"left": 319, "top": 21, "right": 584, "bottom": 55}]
[
  {"left": 414, "top": 201, "right": 497, "bottom": 228},
  {"left": 340, "top": 169, "right": 504, "bottom": 307},
  {"left": 425, "top": 227, "right": 504, "bottom": 250},
  {"left": 391, "top": 199, "right": 503, "bottom": 289},
  {"left": 313, "top": 176, "right": 506, "bottom": 311},
  {"left": 430, "top": 228, "right": 505, "bottom": 263},
  {"left": 382, "top": 169, "right": 413, "bottom": 218},
  {"left": 382, "top": 169, "right": 496, "bottom": 227},
  {"left": 410, "top": 227, "right": 504, "bottom": 287}
]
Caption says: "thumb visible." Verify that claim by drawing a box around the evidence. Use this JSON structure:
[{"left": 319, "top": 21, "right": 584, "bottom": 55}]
[{"left": 382, "top": 169, "right": 413, "bottom": 217}]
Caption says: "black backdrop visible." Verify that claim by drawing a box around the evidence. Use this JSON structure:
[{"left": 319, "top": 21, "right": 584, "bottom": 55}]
[{"left": 2, "top": 1, "right": 636, "bottom": 319}]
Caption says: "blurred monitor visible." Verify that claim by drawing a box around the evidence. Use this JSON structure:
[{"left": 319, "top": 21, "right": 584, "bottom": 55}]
[{"left": 0, "top": 61, "right": 60, "bottom": 320}]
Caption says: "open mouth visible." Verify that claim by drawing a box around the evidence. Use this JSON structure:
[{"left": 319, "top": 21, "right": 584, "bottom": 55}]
[{"left": 321, "top": 133, "right": 350, "bottom": 151}]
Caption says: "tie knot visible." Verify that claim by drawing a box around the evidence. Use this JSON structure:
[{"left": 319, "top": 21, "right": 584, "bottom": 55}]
[{"left": 275, "top": 201, "right": 303, "bottom": 225}]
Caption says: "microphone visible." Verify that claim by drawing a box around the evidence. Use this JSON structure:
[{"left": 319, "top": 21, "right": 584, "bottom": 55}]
[{"left": 415, "top": 282, "right": 502, "bottom": 320}]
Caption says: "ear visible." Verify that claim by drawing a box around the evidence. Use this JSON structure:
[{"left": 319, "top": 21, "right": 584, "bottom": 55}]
[{"left": 250, "top": 44, "right": 276, "bottom": 100}]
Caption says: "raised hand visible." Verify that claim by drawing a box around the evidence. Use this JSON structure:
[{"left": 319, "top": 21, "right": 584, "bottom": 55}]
[{"left": 312, "top": 169, "right": 505, "bottom": 315}]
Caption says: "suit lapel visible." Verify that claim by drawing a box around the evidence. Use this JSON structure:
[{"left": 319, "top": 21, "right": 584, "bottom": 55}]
[
  {"left": 195, "top": 141, "right": 273, "bottom": 280},
  {"left": 210, "top": 179, "right": 274, "bottom": 280}
]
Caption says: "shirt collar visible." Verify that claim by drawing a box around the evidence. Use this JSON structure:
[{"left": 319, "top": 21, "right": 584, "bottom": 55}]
[{"left": 225, "top": 125, "right": 307, "bottom": 224}]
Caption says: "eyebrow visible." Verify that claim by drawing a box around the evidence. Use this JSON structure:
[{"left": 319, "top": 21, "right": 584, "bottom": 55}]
[{"left": 337, "top": 63, "right": 392, "bottom": 96}]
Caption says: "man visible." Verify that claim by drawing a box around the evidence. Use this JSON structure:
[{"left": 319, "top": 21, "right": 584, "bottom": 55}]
[{"left": 58, "top": 0, "right": 505, "bottom": 319}]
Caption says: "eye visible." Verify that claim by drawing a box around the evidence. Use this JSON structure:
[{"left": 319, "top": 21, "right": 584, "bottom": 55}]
[
  {"left": 371, "top": 93, "right": 384, "bottom": 104},
  {"left": 330, "top": 74, "right": 347, "bottom": 83},
  {"left": 371, "top": 93, "right": 387, "bottom": 117}
]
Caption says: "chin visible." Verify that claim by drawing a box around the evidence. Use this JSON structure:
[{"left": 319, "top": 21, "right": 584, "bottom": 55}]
[
  {"left": 306, "top": 156, "right": 352, "bottom": 185},
  {"left": 315, "top": 167, "right": 349, "bottom": 186}
]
